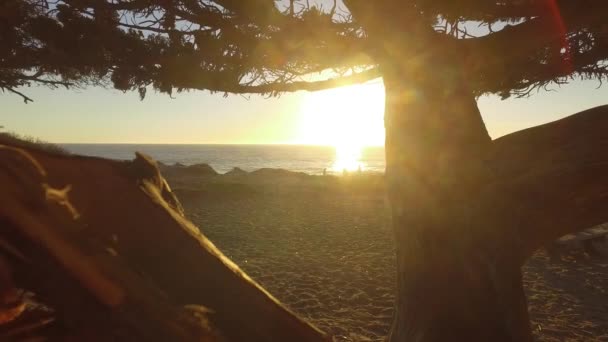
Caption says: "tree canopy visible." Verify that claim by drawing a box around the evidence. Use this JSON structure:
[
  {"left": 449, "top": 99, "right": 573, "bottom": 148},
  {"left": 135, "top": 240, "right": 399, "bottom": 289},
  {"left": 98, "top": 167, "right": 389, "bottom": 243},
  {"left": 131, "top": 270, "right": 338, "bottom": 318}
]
[
  {"left": 2, "top": 2, "right": 608, "bottom": 342},
  {"left": 1, "top": 0, "right": 607, "bottom": 103}
]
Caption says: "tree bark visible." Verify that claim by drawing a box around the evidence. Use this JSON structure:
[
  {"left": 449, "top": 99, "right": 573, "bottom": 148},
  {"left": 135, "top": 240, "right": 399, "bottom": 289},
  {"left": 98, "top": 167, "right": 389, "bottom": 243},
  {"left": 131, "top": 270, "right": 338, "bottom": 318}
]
[
  {"left": 382, "top": 65, "right": 608, "bottom": 341},
  {"left": 382, "top": 58, "right": 533, "bottom": 341},
  {"left": 491, "top": 105, "right": 608, "bottom": 262},
  {"left": 342, "top": 3, "right": 608, "bottom": 341},
  {"left": 0, "top": 145, "right": 328, "bottom": 341},
  {"left": 341, "top": 2, "right": 535, "bottom": 340}
]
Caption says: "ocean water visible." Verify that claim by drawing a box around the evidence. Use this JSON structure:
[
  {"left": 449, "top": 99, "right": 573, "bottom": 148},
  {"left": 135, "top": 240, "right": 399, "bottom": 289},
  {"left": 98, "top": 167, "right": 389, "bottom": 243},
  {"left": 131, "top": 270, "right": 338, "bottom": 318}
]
[{"left": 61, "top": 144, "right": 386, "bottom": 175}]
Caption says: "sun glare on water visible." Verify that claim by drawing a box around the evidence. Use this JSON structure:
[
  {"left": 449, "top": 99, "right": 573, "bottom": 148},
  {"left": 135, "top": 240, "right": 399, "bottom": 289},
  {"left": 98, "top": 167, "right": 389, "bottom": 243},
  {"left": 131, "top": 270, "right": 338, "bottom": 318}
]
[
  {"left": 333, "top": 143, "right": 363, "bottom": 172},
  {"left": 296, "top": 83, "right": 385, "bottom": 172}
]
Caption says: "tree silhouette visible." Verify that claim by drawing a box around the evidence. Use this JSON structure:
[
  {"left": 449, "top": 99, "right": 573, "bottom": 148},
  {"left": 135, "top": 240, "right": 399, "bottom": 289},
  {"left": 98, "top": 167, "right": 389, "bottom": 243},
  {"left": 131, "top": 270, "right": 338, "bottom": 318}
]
[
  {"left": 2, "top": 1, "right": 606, "bottom": 101},
  {"left": 2, "top": 1, "right": 608, "bottom": 341}
]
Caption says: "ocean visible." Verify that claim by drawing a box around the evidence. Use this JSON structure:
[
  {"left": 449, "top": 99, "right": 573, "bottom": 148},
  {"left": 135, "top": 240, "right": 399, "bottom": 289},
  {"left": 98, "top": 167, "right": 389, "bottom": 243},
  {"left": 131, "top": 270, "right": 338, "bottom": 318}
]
[{"left": 61, "top": 144, "right": 386, "bottom": 175}]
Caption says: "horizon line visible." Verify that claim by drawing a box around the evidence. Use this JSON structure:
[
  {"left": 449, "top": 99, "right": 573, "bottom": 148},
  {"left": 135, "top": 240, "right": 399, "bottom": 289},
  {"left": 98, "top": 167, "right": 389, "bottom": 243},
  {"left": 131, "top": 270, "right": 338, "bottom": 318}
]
[{"left": 58, "top": 142, "right": 386, "bottom": 147}]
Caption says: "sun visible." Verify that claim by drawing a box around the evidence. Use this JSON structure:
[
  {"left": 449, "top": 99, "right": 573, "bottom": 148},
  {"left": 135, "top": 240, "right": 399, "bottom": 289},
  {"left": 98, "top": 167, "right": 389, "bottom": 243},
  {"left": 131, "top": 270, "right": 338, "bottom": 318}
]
[
  {"left": 333, "top": 143, "right": 363, "bottom": 172},
  {"left": 296, "top": 82, "right": 385, "bottom": 171}
]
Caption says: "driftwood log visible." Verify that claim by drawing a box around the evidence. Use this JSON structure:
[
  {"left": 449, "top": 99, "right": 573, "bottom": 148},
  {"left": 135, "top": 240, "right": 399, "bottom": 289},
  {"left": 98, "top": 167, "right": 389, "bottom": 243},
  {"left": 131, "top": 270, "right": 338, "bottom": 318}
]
[{"left": 0, "top": 142, "right": 327, "bottom": 341}]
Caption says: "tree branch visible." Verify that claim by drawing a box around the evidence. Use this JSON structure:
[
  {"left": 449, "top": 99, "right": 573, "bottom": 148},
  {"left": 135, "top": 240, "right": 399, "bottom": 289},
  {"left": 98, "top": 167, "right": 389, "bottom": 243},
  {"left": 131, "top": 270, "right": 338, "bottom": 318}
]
[
  {"left": 1, "top": 87, "right": 34, "bottom": 104},
  {"left": 0, "top": 143, "right": 328, "bottom": 341},
  {"left": 464, "top": 0, "right": 608, "bottom": 51},
  {"left": 172, "top": 67, "right": 381, "bottom": 95},
  {"left": 490, "top": 105, "right": 608, "bottom": 262},
  {"left": 462, "top": 1, "right": 608, "bottom": 95},
  {"left": 452, "top": 0, "right": 584, "bottom": 22}
]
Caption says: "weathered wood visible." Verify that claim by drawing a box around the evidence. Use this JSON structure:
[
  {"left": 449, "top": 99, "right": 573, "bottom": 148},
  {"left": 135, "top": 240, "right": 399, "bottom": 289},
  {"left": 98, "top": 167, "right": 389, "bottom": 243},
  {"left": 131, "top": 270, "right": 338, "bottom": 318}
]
[
  {"left": 544, "top": 225, "right": 608, "bottom": 260},
  {"left": 0, "top": 143, "right": 327, "bottom": 341},
  {"left": 1, "top": 144, "right": 221, "bottom": 340},
  {"left": 491, "top": 105, "right": 608, "bottom": 262},
  {"left": 555, "top": 226, "right": 608, "bottom": 245}
]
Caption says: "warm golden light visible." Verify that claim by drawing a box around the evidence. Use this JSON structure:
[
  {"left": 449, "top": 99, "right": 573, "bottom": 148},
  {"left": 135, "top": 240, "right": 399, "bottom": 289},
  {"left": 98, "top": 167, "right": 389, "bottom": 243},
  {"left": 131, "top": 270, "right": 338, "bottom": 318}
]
[
  {"left": 333, "top": 143, "right": 363, "bottom": 172},
  {"left": 295, "top": 82, "right": 385, "bottom": 171}
]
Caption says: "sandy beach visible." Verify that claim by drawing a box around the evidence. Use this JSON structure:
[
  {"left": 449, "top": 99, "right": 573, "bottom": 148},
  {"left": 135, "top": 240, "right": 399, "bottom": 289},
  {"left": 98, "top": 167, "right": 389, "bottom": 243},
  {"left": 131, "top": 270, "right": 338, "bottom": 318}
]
[{"left": 166, "top": 166, "right": 608, "bottom": 341}]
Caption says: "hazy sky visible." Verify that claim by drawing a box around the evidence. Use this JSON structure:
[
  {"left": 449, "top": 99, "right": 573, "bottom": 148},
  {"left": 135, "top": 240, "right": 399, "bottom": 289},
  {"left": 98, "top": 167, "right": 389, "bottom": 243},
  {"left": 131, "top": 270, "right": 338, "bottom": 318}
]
[
  {"left": 2, "top": 0, "right": 606, "bottom": 145},
  {"left": 2, "top": 78, "right": 607, "bottom": 145}
]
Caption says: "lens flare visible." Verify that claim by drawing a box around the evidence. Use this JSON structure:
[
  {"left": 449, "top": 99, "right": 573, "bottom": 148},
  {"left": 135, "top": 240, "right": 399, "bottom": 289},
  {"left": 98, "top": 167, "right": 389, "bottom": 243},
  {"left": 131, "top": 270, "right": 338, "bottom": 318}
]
[
  {"left": 332, "top": 143, "right": 363, "bottom": 172},
  {"left": 546, "top": 0, "right": 572, "bottom": 73}
]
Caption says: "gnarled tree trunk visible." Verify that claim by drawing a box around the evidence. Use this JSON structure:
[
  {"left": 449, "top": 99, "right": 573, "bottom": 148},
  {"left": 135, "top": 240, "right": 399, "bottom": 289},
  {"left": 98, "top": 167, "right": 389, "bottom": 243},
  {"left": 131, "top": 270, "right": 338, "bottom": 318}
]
[
  {"left": 382, "top": 61, "right": 534, "bottom": 341},
  {"left": 379, "top": 43, "right": 608, "bottom": 340},
  {"left": 341, "top": 2, "right": 543, "bottom": 340},
  {"left": 339, "top": 1, "right": 535, "bottom": 337}
]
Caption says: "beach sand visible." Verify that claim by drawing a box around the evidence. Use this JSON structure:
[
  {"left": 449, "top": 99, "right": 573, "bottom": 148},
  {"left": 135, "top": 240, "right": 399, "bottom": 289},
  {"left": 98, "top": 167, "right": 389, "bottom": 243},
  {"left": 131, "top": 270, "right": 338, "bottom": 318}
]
[{"left": 168, "top": 170, "right": 608, "bottom": 341}]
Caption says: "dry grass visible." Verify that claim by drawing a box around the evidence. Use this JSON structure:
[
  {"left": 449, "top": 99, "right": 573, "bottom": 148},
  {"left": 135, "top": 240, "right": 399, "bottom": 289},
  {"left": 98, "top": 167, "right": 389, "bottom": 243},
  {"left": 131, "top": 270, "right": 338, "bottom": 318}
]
[{"left": 0, "top": 132, "right": 68, "bottom": 155}]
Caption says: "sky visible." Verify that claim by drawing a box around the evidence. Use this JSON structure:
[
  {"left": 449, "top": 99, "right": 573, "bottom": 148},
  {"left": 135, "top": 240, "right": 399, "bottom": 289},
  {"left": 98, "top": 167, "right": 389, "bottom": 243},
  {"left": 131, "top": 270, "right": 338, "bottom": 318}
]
[
  {"left": 2, "top": 78, "right": 607, "bottom": 145},
  {"left": 3, "top": 0, "right": 606, "bottom": 145}
]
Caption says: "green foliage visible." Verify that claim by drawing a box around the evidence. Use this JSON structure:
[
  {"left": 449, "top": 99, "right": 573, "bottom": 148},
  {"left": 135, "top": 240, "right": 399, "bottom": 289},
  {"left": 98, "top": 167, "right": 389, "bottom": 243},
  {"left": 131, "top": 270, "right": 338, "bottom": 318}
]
[{"left": 1, "top": 0, "right": 606, "bottom": 101}]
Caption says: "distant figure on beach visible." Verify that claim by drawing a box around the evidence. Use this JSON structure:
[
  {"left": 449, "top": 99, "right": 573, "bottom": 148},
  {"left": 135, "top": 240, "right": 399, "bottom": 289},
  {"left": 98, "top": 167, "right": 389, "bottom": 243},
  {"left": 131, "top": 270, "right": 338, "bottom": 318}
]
[
  {"left": 357, "top": 165, "right": 362, "bottom": 174},
  {"left": 322, "top": 168, "right": 326, "bottom": 176},
  {"left": 343, "top": 168, "right": 347, "bottom": 176}
]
